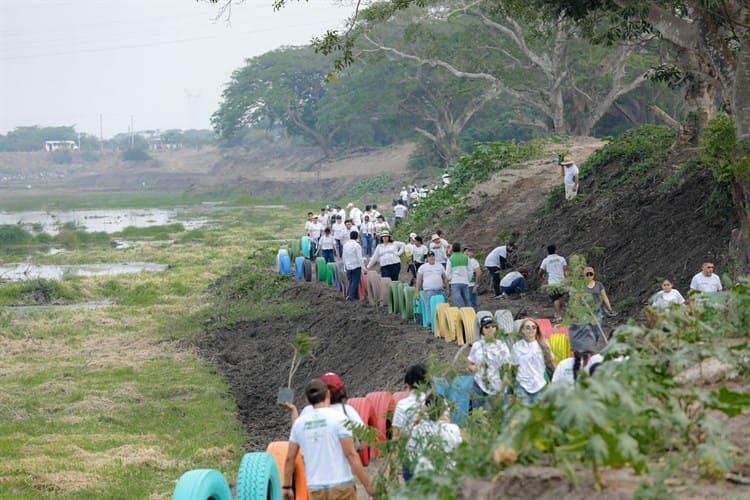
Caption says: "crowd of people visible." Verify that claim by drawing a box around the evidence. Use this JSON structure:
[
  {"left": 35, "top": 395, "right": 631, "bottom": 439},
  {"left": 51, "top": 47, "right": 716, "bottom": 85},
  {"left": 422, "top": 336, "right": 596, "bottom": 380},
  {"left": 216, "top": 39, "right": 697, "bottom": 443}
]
[{"left": 288, "top": 195, "right": 726, "bottom": 499}]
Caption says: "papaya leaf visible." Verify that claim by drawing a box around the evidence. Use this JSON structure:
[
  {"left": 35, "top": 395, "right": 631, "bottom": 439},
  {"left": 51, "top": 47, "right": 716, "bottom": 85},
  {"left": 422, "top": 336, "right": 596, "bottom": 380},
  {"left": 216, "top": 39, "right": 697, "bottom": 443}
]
[{"left": 703, "top": 387, "right": 750, "bottom": 417}]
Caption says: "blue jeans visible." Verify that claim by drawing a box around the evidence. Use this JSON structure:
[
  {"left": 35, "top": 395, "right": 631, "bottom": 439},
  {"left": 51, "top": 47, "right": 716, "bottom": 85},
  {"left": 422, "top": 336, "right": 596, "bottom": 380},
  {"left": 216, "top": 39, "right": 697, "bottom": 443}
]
[
  {"left": 516, "top": 385, "right": 544, "bottom": 405},
  {"left": 309, "top": 240, "right": 318, "bottom": 257},
  {"left": 322, "top": 249, "right": 335, "bottom": 263},
  {"left": 469, "top": 286, "right": 478, "bottom": 310},
  {"left": 346, "top": 267, "right": 361, "bottom": 301},
  {"left": 450, "top": 283, "right": 471, "bottom": 308},
  {"left": 361, "top": 234, "right": 373, "bottom": 257},
  {"left": 500, "top": 276, "right": 526, "bottom": 295}
]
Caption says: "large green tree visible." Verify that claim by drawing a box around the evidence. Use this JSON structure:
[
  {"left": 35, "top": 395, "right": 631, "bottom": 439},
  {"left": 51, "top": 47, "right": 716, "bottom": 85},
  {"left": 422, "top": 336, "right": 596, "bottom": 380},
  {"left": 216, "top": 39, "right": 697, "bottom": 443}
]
[{"left": 212, "top": 46, "right": 338, "bottom": 157}]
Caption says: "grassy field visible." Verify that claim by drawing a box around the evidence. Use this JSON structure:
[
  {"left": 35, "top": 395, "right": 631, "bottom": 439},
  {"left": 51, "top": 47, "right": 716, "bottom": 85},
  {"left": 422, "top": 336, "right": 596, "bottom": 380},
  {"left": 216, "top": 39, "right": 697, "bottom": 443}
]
[{"left": 0, "top": 197, "right": 306, "bottom": 498}]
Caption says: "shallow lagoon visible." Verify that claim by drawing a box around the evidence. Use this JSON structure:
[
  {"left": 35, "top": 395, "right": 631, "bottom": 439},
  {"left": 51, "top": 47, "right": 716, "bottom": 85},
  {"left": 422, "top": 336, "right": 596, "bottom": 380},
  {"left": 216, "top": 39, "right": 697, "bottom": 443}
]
[{"left": 0, "top": 208, "right": 208, "bottom": 235}]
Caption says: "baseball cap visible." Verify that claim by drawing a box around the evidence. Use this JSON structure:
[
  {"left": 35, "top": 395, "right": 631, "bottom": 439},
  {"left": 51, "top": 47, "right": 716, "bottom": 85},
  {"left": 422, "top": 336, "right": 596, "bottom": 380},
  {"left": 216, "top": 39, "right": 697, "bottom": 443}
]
[
  {"left": 305, "top": 379, "right": 328, "bottom": 400},
  {"left": 320, "top": 372, "right": 343, "bottom": 391},
  {"left": 480, "top": 316, "right": 495, "bottom": 329},
  {"left": 426, "top": 250, "right": 436, "bottom": 257},
  {"left": 409, "top": 232, "right": 417, "bottom": 239}
]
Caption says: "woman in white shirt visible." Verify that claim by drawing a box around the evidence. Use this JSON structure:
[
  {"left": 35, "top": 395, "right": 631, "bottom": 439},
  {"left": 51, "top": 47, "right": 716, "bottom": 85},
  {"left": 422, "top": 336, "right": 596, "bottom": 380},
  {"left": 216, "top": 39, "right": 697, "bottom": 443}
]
[
  {"left": 366, "top": 231, "right": 405, "bottom": 282},
  {"left": 511, "top": 318, "right": 555, "bottom": 404},
  {"left": 650, "top": 279, "right": 686, "bottom": 309}
]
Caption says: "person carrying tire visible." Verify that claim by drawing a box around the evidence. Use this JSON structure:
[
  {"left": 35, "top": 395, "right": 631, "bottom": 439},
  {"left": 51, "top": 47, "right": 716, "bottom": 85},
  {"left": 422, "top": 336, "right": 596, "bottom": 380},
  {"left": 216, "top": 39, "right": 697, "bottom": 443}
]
[
  {"left": 415, "top": 251, "right": 450, "bottom": 329},
  {"left": 283, "top": 379, "right": 375, "bottom": 500}
]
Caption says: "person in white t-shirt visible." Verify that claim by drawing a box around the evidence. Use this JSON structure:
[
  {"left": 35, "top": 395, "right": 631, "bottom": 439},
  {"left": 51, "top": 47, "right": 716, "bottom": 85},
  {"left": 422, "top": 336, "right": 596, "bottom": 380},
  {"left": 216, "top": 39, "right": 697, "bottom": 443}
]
[
  {"left": 552, "top": 352, "right": 603, "bottom": 385},
  {"left": 429, "top": 234, "right": 448, "bottom": 266},
  {"left": 650, "top": 278, "right": 686, "bottom": 309},
  {"left": 331, "top": 216, "right": 348, "bottom": 258},
  {"left": 499, "top": 267, "right": 529, "bottom": 298},
  {"left": 511, "top": 318, "right": 555, "bottom": 404},
  {"left": 406, "top": 393, "right": 462, "bottom": 477},
  {"left": 317, "top": 228, "right": 338, "bottom": 263},
  {"left": 283, "top": 379, "right": 374, "bottom": 499},
  {"left": 560, "top": 156, "right": 579, "bottom": 200},
  {"left": 393, "top": 200, "right": 408, "bottom": 227},
  {"left": 307, "top": 216, "right": 324, "bottom": 256},
  {"left": 415, "top": 252, "right": 450, "bottom": 329},
  {"left": 484, "top": 242, "right": 516, "bottom": 297},
  {"left": 467, "top": 317, "right": 511, "bottom": 410},
  {"left": 359, "top": 215, "right": 375, "bottom": 257},
  {"left": 690, "top": 262, "right": 723, "bottom": 293},
  {"left": 318, "top": 208, "right": 330, "bottom": 229},
  {"left": 539, "top": 244, "right": 568, "bottom": 322}
]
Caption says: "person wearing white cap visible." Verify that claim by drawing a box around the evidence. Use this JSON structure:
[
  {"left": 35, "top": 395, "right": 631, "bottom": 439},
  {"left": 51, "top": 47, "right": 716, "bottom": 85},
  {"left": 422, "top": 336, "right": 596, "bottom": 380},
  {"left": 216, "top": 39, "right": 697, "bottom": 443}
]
[
  {"left": 560, "top": 156, "right": 579, "bottom": 200},
  {"left": 366, "top": 230, "right": 405, "bottom": 281},
  {"left": 429, "top": 234, "right": 447, "bottom": 266}
]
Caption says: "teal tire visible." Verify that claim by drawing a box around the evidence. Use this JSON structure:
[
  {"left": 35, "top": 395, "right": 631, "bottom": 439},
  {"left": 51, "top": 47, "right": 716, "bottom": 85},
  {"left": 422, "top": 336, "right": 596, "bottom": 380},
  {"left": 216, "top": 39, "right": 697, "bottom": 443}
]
[
  {"left": 237, "top": 452, "right": 282, "bottom": 500},
  {"left": 172, "top": 469, "right": 231, "bottom": 500},
  {"left": 301, "top": 236, "right": 310, "bottom": 258}
]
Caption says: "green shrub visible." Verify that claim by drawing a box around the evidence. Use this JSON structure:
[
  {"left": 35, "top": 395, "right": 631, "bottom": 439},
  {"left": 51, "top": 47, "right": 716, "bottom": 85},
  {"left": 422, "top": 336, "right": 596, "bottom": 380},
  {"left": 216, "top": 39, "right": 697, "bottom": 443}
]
[
  {"left": 347, "top": 175, "right": 391, "bottom": 200},
  {"left": 0, "top": 225, "right": 32, "bottom": 245},
  {"left": 121, "top": 148, "right": 152, "bottom": 162}
]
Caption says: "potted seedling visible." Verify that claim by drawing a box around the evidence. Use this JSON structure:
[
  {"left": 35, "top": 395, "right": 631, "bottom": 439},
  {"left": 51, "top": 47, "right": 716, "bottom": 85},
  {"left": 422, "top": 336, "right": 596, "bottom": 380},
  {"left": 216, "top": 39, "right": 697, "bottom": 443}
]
[{"left": 277, "top": 332, "right": 316, "bottom": 406}]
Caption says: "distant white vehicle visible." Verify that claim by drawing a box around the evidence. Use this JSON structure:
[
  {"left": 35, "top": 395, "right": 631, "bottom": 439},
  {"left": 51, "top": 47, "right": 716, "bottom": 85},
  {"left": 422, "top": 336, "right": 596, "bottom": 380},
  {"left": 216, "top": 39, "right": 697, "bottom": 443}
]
[{"left": 44, "top": 140, "right": 78, "bottom": 152}]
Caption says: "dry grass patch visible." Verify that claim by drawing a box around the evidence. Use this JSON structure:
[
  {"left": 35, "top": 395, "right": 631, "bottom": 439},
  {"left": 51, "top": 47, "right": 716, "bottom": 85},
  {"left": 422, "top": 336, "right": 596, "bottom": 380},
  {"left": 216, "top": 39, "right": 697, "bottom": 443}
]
[{"left": 30, "top": 471, "right": 101, "bottom": 493}]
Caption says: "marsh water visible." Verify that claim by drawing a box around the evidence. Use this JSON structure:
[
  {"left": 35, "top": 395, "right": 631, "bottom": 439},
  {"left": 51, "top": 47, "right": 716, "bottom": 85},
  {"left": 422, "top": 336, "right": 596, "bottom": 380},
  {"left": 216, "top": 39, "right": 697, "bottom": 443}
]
[
  {"left": 0, "top": 262, "right": 169, "bottom": 282},
  {"left": 0, "top": 207, "right": 208, "bottom": 235}
]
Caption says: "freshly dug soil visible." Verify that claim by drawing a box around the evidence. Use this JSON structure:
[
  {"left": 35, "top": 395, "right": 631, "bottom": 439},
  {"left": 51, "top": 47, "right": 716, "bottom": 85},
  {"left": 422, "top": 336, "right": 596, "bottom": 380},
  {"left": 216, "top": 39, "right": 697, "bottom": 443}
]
[{"left": 195, "top": 280, "right": 461, "bottom": 450}]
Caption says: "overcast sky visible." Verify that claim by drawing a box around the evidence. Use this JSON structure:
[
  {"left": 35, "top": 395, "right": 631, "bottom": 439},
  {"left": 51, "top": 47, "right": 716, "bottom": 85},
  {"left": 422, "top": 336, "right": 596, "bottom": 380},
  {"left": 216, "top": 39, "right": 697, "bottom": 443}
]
[{"left": 0, "top": 0, "right": 354, "bottom": 138}]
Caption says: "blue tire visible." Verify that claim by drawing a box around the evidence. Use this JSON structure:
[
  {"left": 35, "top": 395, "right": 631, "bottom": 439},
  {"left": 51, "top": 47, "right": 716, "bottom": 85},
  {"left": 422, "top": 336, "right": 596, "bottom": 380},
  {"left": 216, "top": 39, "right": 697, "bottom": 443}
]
[
  {"left": 172, "top": 469, "right": 231, "bottom": 500},
  {"left": 294, "top": 256, "right": 305, "bottom": 280},
  {"left": 278, "top": 253, "right": 291, "bottom": 276},
  {"left": 237, "top": 452, "right": 282, "bottom": 500},
  {"left": 301, "top": 236, "right": 310, "bottom": 258},
  {"left": 420, "top": 291, "right": 429, "bottom": 328},
  {"left": 450, "top": 375, "right": 474, "bottom": 426}
]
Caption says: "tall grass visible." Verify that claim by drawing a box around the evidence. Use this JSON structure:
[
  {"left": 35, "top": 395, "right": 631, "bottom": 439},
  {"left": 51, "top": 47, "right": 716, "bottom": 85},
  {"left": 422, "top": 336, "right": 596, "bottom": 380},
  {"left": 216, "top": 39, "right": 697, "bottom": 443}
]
[{"left": 0, "top": 199, "right": 305, "bottom": 498}]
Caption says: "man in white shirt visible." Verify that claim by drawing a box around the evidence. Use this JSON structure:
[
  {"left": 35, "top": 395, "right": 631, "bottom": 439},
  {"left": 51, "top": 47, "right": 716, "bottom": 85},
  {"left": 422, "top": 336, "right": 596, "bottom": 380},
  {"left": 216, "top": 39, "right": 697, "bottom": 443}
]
[
  {"left": 342, "top": 231, "right": 364, "bottom": 301},
  {"left": 331, "top": 216, "right": 348, "bottom": 258},
  {"left": 283, "top": 379, "right": 374, "bottom": 499},
  {"left": 484, "top": 242, "right": 516, "bottom": 297},
  {"left": 393, "top": 201, "right": 408, "bottom": 227},
  {"left": 539, "top": 244, "right": 568, "bottom": 321},
  {"left": 560, "top": 156, "right": 579, "bottom": 200},
  {"left": 416, "top": 252, "right": 450, "bottom": 328},
  {"left": 446, "top": 242, "right": 472, "bottom": 308},
  {"left": 690, "top": 262, "right": 723, "bottom": 293},
  {"left": 318, "top": 208, "right": 330, "bottom": 229},
  {"left": 347, "top": 203, "right": 363, "bottom": 226},
  {"left": 429, "top": 234, "right": 448, "bottom": 266},
  {"left": 307, "top": 216, "right": 324, "bottom": 256}
]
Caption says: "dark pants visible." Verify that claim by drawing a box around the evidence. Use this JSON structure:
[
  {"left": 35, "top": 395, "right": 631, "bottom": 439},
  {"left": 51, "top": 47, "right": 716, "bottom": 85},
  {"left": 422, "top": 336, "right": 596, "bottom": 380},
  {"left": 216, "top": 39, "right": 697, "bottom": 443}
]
[
  {"left": 488, "top": 266, "right": 501, "bottom": 295},
  {"left": 335, "top": 239, "right": 343, "bottom": 258},
  {"left": 309, "top": 240, "right": 318, "bottom": 257},
  {"left": 346, "top": 267, "right": 361, "bottom": 300},
  {"left": 322, "top": 249, "right": 335, "bottom": 263},
  {"left": 381, "top": 262, "right": 401, "bottom": 282}
]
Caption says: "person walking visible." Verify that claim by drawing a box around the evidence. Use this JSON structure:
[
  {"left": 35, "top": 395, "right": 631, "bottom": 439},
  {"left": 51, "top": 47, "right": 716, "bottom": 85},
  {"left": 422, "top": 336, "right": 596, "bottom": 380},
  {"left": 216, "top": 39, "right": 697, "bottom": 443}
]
[
  {"left": 539, "top": 244, "right": 568, "bottom": 322},
  {"left": 467, "top": 316, "right": 511, "bottom": 411},
  {"left": 560, "top": 156, "right": 579, "bottom": 200},
  {"left": 511, "top": 318, "right": 555, "bottom": 404},
  {"left": 282, "top": 379, "right": 375, "bottom": 500},
  {"left": 342, "top": 231, "right": 364, "bottom": 301},
  {"left": 393, "top": 364, "right": 428, "bottom": 481},
  {"left": 464, "top": 246, "right": 481, "bottom": 310},
  {"left": 690, "top": 262, "right": 723, "bottom": 293},
  {"left": 581, "top": 266, "right": 616, "bottom": 335},
  {"left": 415, "top": 252, "right": 450, "bottom": 329},
  {"left": 317, "top": 228, "right": 338, "bottom": 263},
  {"left": 650, "top": 278, "right": 686, "bottom": 309},
  {"left": 446, "top": 242, "right": 472, "bottom": 308},
  {"left": 366, "top": 230, "right": 404, "bottom": 282}
]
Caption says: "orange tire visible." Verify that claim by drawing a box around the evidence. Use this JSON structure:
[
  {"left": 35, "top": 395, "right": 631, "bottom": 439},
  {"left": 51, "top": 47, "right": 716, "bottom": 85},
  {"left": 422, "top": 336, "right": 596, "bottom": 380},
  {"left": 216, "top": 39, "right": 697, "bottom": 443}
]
[
  {"left": 536, "top": 318, "right": 555, "bottom": 339},
  {"left": 266, "top": 441, "right": 308, "bottom": 500},
  {"left": 365, "top": 391, "right": 396, "bottom": 459},
  {"left": 347, "top": 397, "right": 376, "bottom": 466}
]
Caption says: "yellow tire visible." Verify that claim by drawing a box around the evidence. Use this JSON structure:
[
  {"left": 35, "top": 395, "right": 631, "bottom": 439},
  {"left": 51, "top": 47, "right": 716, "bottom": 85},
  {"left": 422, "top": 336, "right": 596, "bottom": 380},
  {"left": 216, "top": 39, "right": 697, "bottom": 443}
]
[
  {"left": 459, "top": 307, "right": 476, "bottom": 344},
  {"left": 445, "top": 307, "right": 462, "bottom": 343},
  {"left": 434, "top": 303, "right": 450, "bottom": 339},
  {"left": 549, "top": 333, "right": 571, "bottom": 364}
]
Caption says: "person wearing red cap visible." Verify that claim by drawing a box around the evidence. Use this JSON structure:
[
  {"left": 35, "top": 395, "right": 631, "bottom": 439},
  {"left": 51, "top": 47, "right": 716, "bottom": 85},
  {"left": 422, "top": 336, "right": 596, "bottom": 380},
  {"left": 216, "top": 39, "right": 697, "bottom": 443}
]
[
  {"left": 281, "top": 372, "right": 364, "bottom": 429},
  {"left": 283, "top": 379, "right": 375, "bottom": 499}
]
